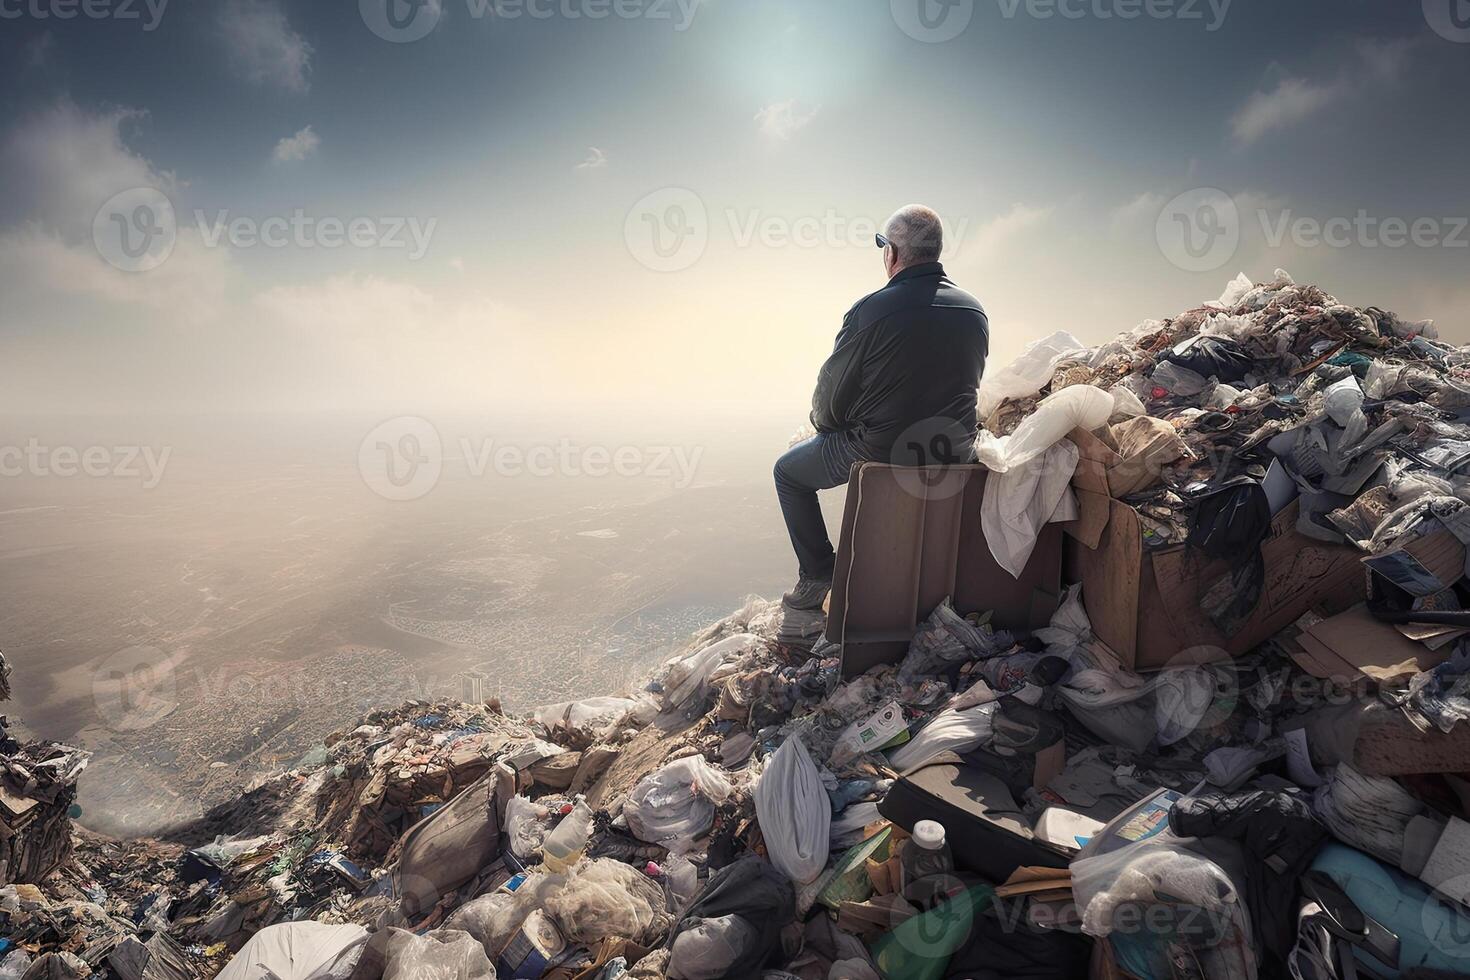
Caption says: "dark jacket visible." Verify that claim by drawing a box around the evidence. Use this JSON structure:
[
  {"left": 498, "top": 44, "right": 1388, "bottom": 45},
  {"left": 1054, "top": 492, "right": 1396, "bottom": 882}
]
[{"left": 810, "top": 262, "right": 989, "bottom": 461}]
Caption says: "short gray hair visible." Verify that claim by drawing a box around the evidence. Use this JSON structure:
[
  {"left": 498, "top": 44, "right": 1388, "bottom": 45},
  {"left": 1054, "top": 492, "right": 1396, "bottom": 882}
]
[{"left": 884, "top": 205, "right": 944, "bottom": 265}]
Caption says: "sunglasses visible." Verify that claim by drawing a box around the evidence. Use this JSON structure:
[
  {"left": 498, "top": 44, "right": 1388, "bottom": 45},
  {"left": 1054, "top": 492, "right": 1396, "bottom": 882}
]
[{"left": 875, "top": 233, "right": 891, "bottom": 250}]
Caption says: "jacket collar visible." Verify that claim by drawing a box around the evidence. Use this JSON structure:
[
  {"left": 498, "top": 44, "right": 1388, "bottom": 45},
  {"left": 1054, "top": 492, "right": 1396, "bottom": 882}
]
[{"left": 888, "top": 261, "right": 945, "bottom": 285}]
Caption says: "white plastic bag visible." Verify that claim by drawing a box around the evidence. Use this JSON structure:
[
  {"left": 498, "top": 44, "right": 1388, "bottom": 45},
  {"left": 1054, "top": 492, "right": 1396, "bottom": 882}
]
[
  {"left": 977, "top": 330, "right": 1091, "bottom": 419},
  {"left": 974, "top": 384, "right": 1113, "bottom": 474},
  {"left": 886, "top": 703, "right": 999, "bottom": 772},
  {"left": 503, "top": 796, "right": 552, "bottom": 860},
  {"left": 382, "top": 928, "right": 496, "bottom": 980},
  {"left": 624, "top": 756, "right": 734, "bottom": 848},
  {"left": 981, "top": 439, "right": 1080, "bottom": 578},
  {"left": 754, "top": 737, "right": 831, "bottom": 885},
  {"left": 216, "top": 922, "right": 369, "bottom": 980},
  {"left": 443, "top": 873, "right": 564, "bottom": 958}
]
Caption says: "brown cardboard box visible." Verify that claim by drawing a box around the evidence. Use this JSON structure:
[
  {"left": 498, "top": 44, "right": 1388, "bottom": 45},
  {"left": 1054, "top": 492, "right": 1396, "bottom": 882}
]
[
  {"left": 828, "top": 463, "right": 1063, "bottom": 678},
  {"left": 1062, "top": 428, "right": 1367, "bottom": 670}
]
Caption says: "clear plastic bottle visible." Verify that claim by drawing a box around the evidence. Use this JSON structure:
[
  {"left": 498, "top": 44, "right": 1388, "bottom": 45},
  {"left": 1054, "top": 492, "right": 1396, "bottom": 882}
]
[
  {"left": 540, "top": 798, "right": 593, "bottom": 873},
  {"left": 900, "top": 820, "right": 954, "bottom": 909}
]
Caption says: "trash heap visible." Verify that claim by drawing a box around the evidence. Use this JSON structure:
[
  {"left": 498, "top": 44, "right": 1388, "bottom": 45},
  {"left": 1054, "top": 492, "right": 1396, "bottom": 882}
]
[{"left": 8, "top": 271, "right": 1470, "bottom": 979}]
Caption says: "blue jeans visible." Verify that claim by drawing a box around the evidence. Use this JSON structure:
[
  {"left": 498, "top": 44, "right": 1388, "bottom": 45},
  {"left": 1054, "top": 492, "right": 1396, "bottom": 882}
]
[{"left": 774, "top": 432, "right": 870, "bottom": 579}]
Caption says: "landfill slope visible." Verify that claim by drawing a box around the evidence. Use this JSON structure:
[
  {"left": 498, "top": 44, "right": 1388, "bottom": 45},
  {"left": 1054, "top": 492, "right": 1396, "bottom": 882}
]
[{"left": 7, "top": 271, "right": 1470, "bottom": 979}]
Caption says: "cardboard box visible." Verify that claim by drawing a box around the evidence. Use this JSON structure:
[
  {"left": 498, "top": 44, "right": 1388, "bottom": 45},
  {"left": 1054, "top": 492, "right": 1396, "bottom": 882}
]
[
  {"left": 1062, "top": 428, "right": 1366, "bottom": 670},
  {"left": 828, "top": 463, "right": 1063, "bottom": 678}
]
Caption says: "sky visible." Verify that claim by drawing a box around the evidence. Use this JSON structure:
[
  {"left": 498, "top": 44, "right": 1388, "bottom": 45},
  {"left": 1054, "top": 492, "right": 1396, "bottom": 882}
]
[{"left": 1, "top": 0, "right": 1468, "bottom": 427}]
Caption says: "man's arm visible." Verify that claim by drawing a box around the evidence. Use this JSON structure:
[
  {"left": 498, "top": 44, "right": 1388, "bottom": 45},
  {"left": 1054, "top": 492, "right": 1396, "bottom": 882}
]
[{"left": 810, "top": 302, "right": 867, "bottom": 432}]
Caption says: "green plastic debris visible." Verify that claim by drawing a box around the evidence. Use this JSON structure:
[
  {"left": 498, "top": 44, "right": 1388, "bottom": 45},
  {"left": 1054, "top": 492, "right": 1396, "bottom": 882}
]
[{"left": 870, "top": 884, "right": 993, "bottom": 980}]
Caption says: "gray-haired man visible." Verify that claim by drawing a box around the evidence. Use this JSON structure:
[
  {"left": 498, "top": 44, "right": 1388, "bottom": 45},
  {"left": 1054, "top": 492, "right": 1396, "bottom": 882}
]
[{"left": 775, "top": 205, "right": 990, "bottom": 610}]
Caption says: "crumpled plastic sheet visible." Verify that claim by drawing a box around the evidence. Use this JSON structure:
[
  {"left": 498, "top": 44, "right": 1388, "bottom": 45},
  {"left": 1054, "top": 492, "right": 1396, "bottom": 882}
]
[
  {"left": 543, "top": 858, "right": 671, "bottom": 946},
  {"left": 886, "top": 702, "right": 998, "bottom": 772},
  {"left": 977, "top": 330, "right": 1092, "bottom": 420},
  {"left": 754, "top": 737, "right": 830, "bottom": 885},
  {"left": 896, "top": 599, "right": 994, "bottom": 684},
  {"left": 974, "top": 384, "right": 1111, "bottom": 577},
  {"left": 532, "top": 696, "right": 636, "bottom": 740},
  {"left": 623, "top": 755, "right": 735, "bottom": 849},
  {"left": 443, "top": 872, "right": 565, "bottom": 958},
  {"left": 382, "top": 928, "right": 496, "bottom": 980},
  {"left": 650, "top": 634, "right": 762, "bottom": 715},
  {"left": 1057, "top": 666, "right": 1218, "bottom": 752},
  {"left": 503, "top": 796, "right": 552, "bottom": 860}
]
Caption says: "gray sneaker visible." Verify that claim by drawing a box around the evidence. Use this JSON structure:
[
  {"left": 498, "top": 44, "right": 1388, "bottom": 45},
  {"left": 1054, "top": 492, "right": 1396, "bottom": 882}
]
[{"left": 782, "top": 575, "right": 832, "bottom": 611}]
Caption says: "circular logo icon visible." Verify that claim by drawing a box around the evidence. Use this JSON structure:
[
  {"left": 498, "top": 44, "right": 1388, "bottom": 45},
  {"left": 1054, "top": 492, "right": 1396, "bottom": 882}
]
[
  {"left": 1425, "top": 0, "right": 1470, "bottom": 42},
  {"left": 1155, "top": 188, "right": 1240, "bottom": 273},
  {"left": 359, "top": 416, "right": 443, "bottom": 501},
  {"left": 1422, "top": 874, "right": 1470, "bottom": 956},
  {"left": 624, "top": 188, "right": 708, "bottom": 273},
  {"left": 360, "top": 0, "right": 442, "bottom": 43},
  {"left": 93, "top": 645, "right": 179, "bottom": 732},
  {"left": 889, "top": 417, "right": 976, "bottom": 502},
  {"left": 93, "top": 187, "right": 176, "bottom": 273},
  {"left": 891, "top": 0, "right": 974, "bottom": 42}
]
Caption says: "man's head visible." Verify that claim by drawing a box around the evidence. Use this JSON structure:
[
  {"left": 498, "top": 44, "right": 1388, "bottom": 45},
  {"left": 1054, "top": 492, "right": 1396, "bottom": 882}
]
[{"left": 878, "top": 204, "right": 944, "bottom": 278}]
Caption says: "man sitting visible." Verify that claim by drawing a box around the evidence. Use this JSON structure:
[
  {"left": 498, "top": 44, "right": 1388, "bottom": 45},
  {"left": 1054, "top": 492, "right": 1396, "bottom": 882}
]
[{"left": 774, "top": 204, "right": 990, "bottom": 610}]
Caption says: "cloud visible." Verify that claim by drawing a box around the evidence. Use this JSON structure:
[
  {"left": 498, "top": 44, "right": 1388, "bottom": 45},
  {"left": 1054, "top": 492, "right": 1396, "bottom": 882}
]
[
  {"left": 1231, "top": 77, "right": 1342, "bottom": 146},
  {"left": 0, "top": 101, "right": 174, "bottom": 239},
  {"left": 755, "top": 99, "right": 820, "bottom": 141},
  {"left": 1110, "top": 192, "right": 1168, "bottom": 235},
  {"left": 576, "top": 147, "right": 608, "bottom": 170},
  {"left": 967, "top": 202, "right": 1055, "bottom": 260},
  {"left": 272, "top": 125, "right": 320, "bottom": 164},
  {"left": 1230, "top": 37, "right": 1416, "bottom": 146},
  {"left": 219, "top": 0, "right": 313, "bottom": 93}
]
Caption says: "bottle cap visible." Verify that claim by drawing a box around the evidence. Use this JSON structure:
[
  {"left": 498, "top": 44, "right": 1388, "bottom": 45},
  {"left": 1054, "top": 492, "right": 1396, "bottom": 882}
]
[{"left": 912, "top": 820, "right": 945, "bottom": 850}]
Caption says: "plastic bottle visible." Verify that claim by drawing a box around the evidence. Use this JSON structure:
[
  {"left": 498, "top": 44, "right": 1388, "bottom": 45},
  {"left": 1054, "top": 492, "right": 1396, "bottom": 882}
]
[
  {"left": 540, "top": 798, "right": 593, "bottom": 873},
  {"left": 900, "top": 820, "right": 955, "bottom": 909}
]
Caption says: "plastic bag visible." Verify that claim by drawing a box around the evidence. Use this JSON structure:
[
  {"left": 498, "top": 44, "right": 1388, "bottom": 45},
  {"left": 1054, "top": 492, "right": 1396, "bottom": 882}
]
[
  {"left": 981, "top": 439, "right": 1080, "bottom": 578},
  {"left": 624, "top": 756, "right": 734, "bottom": 847},
  {"left": 977, "top": 330, "right": 1091, "bottom": 420},
  {"left": 1213, "top": 272, "right": 1253, "bottom": 309},
  {"left": 754, "top": 738, "right": 831, "bottom": 885},
  {"left": 503, "top": 796, "right": 552, "bottom": 860},
  {"left": 543, "top": 858, "right": 671, "bottom": 946},
  {"left": 1056, "top": 667, "right": 1217, "bottom": 752},
  {"left": 896, "top": 599, "right": 990, "bottom": 683},
  {"left": 1150, "top": 360, "right": 1209, "bottom": 397},
  {"left": 668, "top": 914, "right": 760, "bottom": 980},
  {"left": 382, "top": 928, "right": 496, "bottom": 980},
  {"left": 443, "top": 873, "right": 564, "bottom": 958},
  {"left": 974, "top": 385, "right": 1113, "bottom": 474},
  {"left": 886, "top": 703, "right": 998, "bottom": 772},
  {"left": 1033, "top": 583, "right": 1091, "bottom": 654}
]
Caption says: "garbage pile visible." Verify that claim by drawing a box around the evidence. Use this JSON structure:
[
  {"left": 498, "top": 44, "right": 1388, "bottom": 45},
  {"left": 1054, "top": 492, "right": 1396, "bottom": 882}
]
[
  {"left": 7, "top": 271, "right": 1470, "bottom": 979},
  {"left": 0, "top": 654, "right": 88, "bottom": 890}
]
